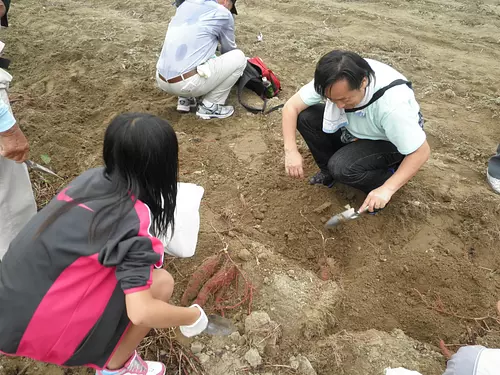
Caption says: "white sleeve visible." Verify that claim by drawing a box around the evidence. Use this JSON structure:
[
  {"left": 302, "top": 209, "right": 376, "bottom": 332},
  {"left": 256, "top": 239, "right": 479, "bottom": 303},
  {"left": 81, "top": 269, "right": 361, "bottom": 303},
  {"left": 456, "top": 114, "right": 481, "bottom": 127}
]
[
  {"left": 298, "top": 80, "right": 323, "bottom": 106},
  {"left": 381, "top": 101, "right": 426, "bottom": 155}
]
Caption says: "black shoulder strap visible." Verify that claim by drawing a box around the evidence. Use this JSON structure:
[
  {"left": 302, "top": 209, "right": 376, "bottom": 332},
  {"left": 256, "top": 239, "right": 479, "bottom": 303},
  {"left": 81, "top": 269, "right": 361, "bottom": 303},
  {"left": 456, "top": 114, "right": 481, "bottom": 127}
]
[{"left": 345, "top": 79, "right": 412, "bottom": 113}]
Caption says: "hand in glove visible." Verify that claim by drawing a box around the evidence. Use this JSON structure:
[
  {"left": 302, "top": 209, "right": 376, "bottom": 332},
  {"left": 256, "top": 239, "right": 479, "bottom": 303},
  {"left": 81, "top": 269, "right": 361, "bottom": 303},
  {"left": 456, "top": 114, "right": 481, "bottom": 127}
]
[{"left": 180, "top": 304, "right": 208, "bottom": 338}]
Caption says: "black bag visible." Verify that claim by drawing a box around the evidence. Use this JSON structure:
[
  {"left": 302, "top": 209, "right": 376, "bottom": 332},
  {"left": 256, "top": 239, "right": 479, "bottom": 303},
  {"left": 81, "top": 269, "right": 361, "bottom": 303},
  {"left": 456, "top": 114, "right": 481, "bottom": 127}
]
[{"left": 237, "top": 58, "right": 284, "bottom": 115}]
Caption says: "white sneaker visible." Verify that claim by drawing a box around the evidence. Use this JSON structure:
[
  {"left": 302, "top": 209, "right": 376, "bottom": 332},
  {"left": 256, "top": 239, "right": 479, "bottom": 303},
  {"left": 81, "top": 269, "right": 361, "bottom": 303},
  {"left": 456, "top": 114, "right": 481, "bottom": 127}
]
[
  {"left": 177, "top": 97, "right": 197, "bottom": 113},
  {"left": 95, "top": 351, "right": 166, "bottom": 375},
  {"left": 196, "top": 102, "right": 234, "bottom": 120},
  {"left": 487, "top": 171, "right": 500, "bottom": 194}
]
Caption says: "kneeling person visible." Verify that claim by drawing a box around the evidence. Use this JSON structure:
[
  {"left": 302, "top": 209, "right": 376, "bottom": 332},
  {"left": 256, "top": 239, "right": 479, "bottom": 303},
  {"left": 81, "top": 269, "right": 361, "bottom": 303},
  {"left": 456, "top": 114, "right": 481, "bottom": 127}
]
[
  {"left": 156, "top": 0, "right": 246, "bottom": 120},
  {"left": 282, "top": 50, "right": 430, "bottom": 212}
]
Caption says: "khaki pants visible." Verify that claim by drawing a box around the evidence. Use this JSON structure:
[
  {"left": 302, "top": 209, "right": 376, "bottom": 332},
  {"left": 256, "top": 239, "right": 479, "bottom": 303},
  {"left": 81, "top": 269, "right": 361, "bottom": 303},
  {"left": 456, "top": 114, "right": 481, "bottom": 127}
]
[
  {"left": 0, "top": 68, "right": 37, "bottom": 260},
  {"left": 156, "top": 49, "right": 247, "bottom": 105}
]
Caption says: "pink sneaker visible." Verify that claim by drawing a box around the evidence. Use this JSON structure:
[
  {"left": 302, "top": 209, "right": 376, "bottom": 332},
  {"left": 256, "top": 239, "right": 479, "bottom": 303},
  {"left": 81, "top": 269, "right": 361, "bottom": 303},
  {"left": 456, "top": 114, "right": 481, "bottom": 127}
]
[{"left": 96, "top": 351, "right": 166, "bottom": 375}]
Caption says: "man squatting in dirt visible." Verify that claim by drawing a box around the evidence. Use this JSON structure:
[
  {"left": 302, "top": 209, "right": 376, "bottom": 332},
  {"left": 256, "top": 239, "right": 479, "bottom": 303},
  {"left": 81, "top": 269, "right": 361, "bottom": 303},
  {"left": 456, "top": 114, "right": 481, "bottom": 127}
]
[
  {"left": 0, "top": 1, "right": 38, "bottom": 261},
  {"left": 155, "top": 0, "right": 246, "bottom": 120},
  {"left": 282, "top": 50, "right": 430, "bottom": 213}
]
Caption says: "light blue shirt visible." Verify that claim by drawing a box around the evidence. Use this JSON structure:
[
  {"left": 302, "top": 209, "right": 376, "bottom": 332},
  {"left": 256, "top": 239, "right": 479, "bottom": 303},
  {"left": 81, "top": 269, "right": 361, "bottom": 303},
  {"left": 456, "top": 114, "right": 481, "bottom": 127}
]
[
  {"left": 299, "top": 59, "right": 426, "bottom": 155},
  {"left": 156, "top": 0, "right": 237, "bottom": 80},
  {"left": 0, "top": 100, "right": 15, "bottom": 132}
]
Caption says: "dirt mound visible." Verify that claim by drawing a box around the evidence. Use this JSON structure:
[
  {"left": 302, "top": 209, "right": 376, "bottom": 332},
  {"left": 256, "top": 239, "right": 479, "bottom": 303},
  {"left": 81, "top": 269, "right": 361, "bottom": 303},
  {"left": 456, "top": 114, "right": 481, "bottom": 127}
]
[
  {"left": 313, "top": 329, "right": 445, "bottom": 375},
  {"left": 1, "top": 0, "right": 500, "bottom": 374}
]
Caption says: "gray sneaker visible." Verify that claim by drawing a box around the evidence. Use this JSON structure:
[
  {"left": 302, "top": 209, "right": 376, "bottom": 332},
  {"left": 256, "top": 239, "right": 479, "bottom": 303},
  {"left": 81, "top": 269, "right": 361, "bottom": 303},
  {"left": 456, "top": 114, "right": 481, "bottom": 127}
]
[
  {"left": 177, "top": 97, "right": 197, "bottom": 113},
  {"left": 487, "top": 144, "right": 500, "bottom": 194},
  {"left": 196, "top": 102, "right": 234, "bottom": 120}
]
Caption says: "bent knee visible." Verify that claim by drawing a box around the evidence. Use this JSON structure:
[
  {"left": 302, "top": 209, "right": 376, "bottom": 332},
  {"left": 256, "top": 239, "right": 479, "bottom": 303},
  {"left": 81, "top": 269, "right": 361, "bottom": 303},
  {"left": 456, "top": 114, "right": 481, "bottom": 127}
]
[
  {"left": 327, "top": 155, "right": 353, "bottom": 182},
  {"left": 151, "top": 269, "right": 174, "bottom": 302},
  {"left": 296, "top": 109, "right": 311, "bottom": 132},
  {"left": 231, "top": 49, "right": 247, "bottom": 71}
]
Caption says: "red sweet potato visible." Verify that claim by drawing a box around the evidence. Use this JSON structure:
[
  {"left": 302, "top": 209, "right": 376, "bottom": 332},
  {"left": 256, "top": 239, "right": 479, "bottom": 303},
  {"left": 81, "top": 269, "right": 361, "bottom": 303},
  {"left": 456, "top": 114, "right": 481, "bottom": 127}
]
[
  {"left": 193, "top": 262, "right": 237, "bottom": 307},
  {"left": 181, "top": 254, "right": 221, "bottom": 306}
]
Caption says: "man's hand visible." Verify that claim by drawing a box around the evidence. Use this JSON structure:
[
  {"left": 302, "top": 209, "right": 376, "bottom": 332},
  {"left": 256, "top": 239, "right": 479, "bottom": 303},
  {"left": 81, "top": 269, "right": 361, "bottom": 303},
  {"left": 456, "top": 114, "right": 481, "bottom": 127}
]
[
  {"left": 285, "top": 149, "right": 304, "bottom": 178},
  {"left": 0, "top": 124, "right": 30, "bottom": 162},
  {"left": 359, "top": 185, "right": 395, "bottom": 212}
]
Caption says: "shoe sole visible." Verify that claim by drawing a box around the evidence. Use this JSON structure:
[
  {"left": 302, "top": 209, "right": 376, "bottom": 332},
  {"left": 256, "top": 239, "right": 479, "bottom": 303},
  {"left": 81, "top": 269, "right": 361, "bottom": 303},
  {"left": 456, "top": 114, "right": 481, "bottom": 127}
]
[
  {"left": 309, "top": 180, "right": 335, "bottom": 188},
  {"left": 196, "top": 109, "right": 234, "bottom": 120},
  {"left": 487, "top": 171, "right": 500, "bottom": 194},
  {"left": 177, "top": 105, "right": 197, "bottom": 113}
]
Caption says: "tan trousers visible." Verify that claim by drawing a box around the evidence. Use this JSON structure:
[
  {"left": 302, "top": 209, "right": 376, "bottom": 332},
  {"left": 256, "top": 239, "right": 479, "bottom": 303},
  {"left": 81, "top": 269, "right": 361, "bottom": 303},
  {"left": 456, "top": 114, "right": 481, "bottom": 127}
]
[
  {"left": 156, "top": 49, "right": 247, "bottom": 105},
  {"left": 0, "top": 68, "right": 37, "bottom": 260}
]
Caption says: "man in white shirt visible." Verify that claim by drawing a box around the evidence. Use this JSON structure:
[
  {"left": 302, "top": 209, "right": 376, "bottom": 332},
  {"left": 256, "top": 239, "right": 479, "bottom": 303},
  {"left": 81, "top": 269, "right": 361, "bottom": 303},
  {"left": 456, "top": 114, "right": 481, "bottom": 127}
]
[
  {"left": 282, "top": 50, "right": 430, "bottom": 212},
  {"left": 156, "top": 0, "right": 246, "bottom": 120}
]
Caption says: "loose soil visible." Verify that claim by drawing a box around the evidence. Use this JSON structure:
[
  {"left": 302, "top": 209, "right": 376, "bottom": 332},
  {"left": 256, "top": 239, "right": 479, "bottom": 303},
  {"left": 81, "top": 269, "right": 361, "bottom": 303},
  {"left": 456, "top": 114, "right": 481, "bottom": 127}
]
[{"left": 1, "top": 0, "right": 500, "bottom": 374}]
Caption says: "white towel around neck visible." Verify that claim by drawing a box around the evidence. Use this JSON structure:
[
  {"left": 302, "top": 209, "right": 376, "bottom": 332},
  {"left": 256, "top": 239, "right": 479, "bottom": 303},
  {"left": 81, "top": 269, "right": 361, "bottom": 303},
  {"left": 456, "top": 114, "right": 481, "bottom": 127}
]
[{"left": 322, "top": 78, "right": 375, "bottom": 134}]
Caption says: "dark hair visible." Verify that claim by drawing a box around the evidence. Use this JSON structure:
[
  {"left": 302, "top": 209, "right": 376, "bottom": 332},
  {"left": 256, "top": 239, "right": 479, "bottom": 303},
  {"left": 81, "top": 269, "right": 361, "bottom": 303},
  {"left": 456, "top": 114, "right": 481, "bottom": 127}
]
[
  {"left": 314, "top": 50, "right": 375, "bottom": 97},
  {"left": 38, "top": 113, "right": 178, "bottom": 243}
]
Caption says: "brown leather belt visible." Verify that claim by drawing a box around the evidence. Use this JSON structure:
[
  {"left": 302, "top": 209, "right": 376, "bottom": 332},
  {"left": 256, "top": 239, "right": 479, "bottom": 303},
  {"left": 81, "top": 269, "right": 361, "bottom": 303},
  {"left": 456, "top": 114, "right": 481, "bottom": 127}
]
[{"left": 159, "top": 69, "right": 198, "bottom": 84}]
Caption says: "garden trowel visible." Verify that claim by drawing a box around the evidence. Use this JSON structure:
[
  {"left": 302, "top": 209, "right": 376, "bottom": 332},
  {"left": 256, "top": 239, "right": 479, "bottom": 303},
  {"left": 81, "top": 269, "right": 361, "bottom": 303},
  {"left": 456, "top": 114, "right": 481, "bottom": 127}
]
[
  {"left": 204, "top": 315, "right": 237, "bottom": 336},
  {"left": 25, "top": 160, "right": 62, "bottom": 179},
  {"left": 324, "top": 206, "right": 370, "bottom": 228}
]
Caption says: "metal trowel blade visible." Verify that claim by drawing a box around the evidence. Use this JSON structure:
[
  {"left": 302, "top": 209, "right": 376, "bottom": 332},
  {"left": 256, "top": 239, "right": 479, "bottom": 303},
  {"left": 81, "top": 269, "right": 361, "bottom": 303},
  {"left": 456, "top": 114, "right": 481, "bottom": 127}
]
[
  {"left": 203, "top": 315, "right": 237, "bottom": 336},
  {"left": 324, "top": 207, "right": 360, "bottom": 228},
  {"left": 25, "top": 160, "right": 62, "bottom": 179}
]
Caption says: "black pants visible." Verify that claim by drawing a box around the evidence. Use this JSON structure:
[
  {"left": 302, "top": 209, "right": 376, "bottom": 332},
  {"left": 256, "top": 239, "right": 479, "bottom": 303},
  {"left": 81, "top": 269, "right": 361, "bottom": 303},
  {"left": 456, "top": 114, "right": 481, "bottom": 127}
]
[{"left": 297, "top": 104, "right": 404, "bottom": 193}]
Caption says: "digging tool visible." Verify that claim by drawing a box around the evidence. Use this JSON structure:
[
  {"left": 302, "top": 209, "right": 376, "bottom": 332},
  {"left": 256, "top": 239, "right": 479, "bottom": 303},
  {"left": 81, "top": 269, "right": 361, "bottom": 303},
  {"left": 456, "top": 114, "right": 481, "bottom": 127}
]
[
  {"left": 324, "top": 206, "right": 370, "bottom": 229},
  {"left": 24, "top": 160, "right": 62, "bottom": 179},
  {"left": 203, "top": 314, "right": 237, "bottom": 336}
]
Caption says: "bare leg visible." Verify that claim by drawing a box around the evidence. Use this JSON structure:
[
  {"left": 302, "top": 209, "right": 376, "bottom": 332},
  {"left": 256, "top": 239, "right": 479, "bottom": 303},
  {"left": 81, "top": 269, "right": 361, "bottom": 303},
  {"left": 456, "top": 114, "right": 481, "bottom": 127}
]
[{"left": 106, "top": 269, "right": 174, "bottom": 370}]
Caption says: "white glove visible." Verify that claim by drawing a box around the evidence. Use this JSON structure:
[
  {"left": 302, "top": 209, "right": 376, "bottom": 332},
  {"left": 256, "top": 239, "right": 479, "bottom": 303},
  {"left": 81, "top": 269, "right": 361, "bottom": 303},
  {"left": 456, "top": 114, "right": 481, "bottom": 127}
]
[
  {"left": 180, "top": 304, "right": 208, "bottom": 338},
  {"left": 196, "top": 64, "right": 211, "bottom": 79}
]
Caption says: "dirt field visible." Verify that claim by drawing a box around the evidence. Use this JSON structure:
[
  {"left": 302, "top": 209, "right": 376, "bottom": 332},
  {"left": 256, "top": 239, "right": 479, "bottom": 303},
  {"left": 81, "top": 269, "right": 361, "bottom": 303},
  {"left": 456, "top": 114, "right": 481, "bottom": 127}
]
[{"left": 1, "top": 0, "right": 500, "bottom": 374}]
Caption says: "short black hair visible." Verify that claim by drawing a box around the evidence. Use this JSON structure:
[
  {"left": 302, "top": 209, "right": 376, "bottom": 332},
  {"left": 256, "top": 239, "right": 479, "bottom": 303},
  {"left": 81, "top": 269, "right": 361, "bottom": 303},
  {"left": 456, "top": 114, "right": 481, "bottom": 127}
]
[{"left": 314, "top": 50, "right": 375, "bottom": 97}]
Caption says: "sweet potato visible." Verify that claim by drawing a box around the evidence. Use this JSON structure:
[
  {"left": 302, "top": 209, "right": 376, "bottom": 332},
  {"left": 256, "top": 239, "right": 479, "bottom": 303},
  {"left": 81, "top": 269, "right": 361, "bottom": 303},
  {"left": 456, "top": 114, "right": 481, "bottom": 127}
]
[
  {"left": 193, "top": 262, "right": 237, "bottom": 307},
  {"left": 181, "top": 254, "right": 221, "bottom": 306}
]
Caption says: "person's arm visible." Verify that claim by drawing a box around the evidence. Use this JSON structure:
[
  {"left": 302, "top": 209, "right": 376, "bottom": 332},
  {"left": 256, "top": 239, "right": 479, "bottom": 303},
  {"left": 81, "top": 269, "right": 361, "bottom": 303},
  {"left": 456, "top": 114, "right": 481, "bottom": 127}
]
[
  {"left": 282, "top": 92, "right": 309, "bottom": 178},
  {"left": 0, "top": 99, "right": 30, "bottom": 162},
  {"left": 0, "top": 125, "right": 30, "bottom": 162},
  {"left": 110, "top": 235, "right": 205, "bottom": 334},
  {"left": 359, "top": 102, "right": 429, "bottom": 212},
  {"left": 125, "top": 290, "right": 200, "bottom": 328},
  {"left": 218, "top": 14, "right": 236, "bottom": 54},
  {"left": 283, "top": 80, "right": 323, "bottom": 178},
  {"left": 360, "top": 140, "right": 430, "bottom": 212}
]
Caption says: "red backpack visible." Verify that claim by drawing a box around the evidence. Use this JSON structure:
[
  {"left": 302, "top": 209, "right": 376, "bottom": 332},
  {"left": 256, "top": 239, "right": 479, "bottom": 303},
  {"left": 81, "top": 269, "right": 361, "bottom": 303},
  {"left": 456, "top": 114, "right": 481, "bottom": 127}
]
[{"left": 237, "top": 57, "right": 283, "bottom": 114}]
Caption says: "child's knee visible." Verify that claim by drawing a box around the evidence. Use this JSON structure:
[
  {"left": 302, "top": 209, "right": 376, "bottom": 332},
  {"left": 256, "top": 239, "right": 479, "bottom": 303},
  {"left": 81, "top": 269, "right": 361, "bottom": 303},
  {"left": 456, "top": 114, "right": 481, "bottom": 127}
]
[{"left": 151, "top": 269, "right": 174, "bottom": 302}]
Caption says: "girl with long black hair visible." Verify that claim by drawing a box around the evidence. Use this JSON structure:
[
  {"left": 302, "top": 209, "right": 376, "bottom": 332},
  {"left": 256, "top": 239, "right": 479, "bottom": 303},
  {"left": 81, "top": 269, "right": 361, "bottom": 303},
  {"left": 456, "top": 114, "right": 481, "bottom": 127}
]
[{"left": 0, "top": 113, "right": 208, "bottom": 375}]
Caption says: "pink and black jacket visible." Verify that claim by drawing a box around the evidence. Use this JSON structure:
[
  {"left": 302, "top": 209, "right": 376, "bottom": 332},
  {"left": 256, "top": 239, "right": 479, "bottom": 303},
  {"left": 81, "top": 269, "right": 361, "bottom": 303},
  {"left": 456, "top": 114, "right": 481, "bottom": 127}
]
[{"left": 0, "top": 168, "right": 164, "bottom": 369}]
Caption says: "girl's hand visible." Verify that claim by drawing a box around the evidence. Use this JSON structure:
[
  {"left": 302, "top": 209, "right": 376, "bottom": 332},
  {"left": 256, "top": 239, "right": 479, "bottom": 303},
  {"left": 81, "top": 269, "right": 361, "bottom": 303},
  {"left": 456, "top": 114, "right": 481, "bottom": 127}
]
[{"left": 179, "top": 304, "right": 208, "bottom": 337}]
